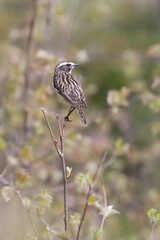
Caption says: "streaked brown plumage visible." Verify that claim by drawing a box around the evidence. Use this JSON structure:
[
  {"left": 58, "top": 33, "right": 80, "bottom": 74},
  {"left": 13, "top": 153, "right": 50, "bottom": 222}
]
[{"left": 53, "top": 61, "right": 87, "bottom": 125}]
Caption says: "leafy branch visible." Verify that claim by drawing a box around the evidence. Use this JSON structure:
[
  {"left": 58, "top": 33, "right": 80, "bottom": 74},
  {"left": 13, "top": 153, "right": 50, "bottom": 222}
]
[{"left": 147, "top": 208, "right": 160, "bottom": 240}]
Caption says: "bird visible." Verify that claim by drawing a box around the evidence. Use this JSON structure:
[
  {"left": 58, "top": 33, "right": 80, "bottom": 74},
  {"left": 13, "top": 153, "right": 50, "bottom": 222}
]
[{"left": 53, "top": 61, "right": 87, "bottom": 125}]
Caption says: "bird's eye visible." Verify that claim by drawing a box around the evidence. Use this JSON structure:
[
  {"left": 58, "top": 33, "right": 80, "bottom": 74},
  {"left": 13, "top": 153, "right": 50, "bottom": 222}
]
[{"left": 67, "top": 64, "right": 70, "bottom": 66}]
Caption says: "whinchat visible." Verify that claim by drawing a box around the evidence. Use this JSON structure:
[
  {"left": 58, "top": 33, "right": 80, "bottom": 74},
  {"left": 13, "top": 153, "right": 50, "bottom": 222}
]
[{"left": 53, "top": 61, "right": 87, "bottom": 125}]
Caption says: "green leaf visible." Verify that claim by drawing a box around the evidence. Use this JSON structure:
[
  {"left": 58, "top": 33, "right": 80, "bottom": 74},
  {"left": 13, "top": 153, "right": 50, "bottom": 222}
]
[
  {"left": 33, "top": 190, "right": 53, "bottom": 216},
  {"left": 61, "top": 231, "right": 71, "bottom": 239},
  {"left": 147, "top": 208, "right": 157, "bottom": 224},
  {"left": 92, "top": 229, "right": 102, "bottom": 240},
  {"left": 147, "top": 208, "right": 160, "bottom": 223},
  {"left": 42, "top": 226, "right": 54, "bottom": 240},
  {"left": 147, "top": 208, "right": 157, "bottom": 218},
  {"left": 88, "top": 194, "right": 101, "bottom": 209},
  {"left": 141, "top": 92, "right": 160, "bottom": 113},
  {"left": 74, "top": 172, "right": 93, "bottom": 189},
  {"left": 16, "top": 170, "right": 32, "bottom": 188},
  {"left": 16, "top": 170, "right": 27, "bottom": 185},
  {"left": 1, "top": 186, "right": 13, "bottom": 202},
  {"left": 21, "top": 147, "right": 29, "bottom": 159},
  {"left": 70, "top": 212, "right": 81, "bottom": 225},
  {"left": 88, "top": 195, "right": 97, "bottom": 206},
  {"left": 149, "top": 97, "right": 160, "bottom": 112},
  {"left": 114, "top": 137, "right": 130, "bottom": 156},
  {"left": 23, "top": 197, "right": 31, "bottom": 210},
  {"left": 156, "top": 213, "right": 160, "bottom": 221}
]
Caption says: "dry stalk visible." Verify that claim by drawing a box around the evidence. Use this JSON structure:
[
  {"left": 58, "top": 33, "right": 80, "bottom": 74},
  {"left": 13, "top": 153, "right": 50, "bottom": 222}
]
[
  {"left": 41, "top": 108, "right": 68, "bottom": 232},
  {"left": 23, "top": 0, "right": 38, "bottom": 136},
  {"left": 76, "top": 151, "right": 108, "bottom": 240},
  {"left": 44, "top": 0, "right": 51, "bottom": 49},
  {"left": 100, "top": 179, "right": 107, "bottom": 232},
  {"left": 150, "top": 221, "right": 155, "bottom": 240}
]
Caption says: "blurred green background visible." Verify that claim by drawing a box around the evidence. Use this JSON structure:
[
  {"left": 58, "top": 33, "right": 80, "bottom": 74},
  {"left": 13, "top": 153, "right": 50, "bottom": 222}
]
[{"left": 0, "top": 0, "right": 160, "bottom": 239}]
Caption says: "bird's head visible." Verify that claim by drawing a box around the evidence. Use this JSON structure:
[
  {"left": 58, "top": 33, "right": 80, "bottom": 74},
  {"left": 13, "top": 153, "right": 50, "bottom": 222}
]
[{"left": 55, "top": 61, "right": 79, "bottom": 73}]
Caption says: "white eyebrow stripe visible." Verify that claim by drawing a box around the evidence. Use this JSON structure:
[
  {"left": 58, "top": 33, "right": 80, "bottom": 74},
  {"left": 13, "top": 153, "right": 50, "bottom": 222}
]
[{"left": 58, "top": 62, "right": 74, "bottom": 67}]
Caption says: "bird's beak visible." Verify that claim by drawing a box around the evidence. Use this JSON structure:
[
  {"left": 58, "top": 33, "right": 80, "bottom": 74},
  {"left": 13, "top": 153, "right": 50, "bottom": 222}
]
[{"left": 74, "top": 63, "right": 79, "bottom": 67}]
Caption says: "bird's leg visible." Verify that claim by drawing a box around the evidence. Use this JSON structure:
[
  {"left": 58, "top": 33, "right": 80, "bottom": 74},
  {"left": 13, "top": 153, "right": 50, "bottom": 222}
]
[{"left": 64, "top": 107, "right": 75, "bottom": 122}]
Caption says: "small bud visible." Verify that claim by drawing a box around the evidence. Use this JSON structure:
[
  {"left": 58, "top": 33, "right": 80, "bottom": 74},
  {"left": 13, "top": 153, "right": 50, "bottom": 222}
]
[{"left": 66, "top": 167, "right": 72, "bottom": 179}]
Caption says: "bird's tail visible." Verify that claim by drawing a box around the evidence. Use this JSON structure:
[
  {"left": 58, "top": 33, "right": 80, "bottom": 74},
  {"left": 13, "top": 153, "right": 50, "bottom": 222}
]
[{"left": 76, "top": 107, "right": 87, "bottom": 125}]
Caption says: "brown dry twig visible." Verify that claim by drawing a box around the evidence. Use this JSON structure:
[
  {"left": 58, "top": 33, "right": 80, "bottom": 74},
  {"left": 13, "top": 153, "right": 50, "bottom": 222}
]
[
  {"left": 41, "top": 108, "right": 68, "bottom": 232},
  {"left": 44, "top": 0, "right": 51, "bottom": 49},
  {"left": 150, "top": 221, "right": 155, "bottom": 240},
  {"left": 100, "top": 178, "right": 107, "bottom": 232},
  {"left": 23, "top": 0, "right": 38, "bottom": 137},
  {"left": 76, "top": 151, "right": 108, "bottom": 240}
]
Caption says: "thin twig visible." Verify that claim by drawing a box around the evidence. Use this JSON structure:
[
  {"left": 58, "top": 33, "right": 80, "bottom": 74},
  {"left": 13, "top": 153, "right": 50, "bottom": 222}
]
[
  {"left": 0, "top": 174, "right": 38, "bottom": 239},
  {"left": 23, "top": 0, "right": 38, "bottom": 136},
  {"left": 41, "top": 108, "right": 61, "bottom": 157},
  {"left": 102, "top": 157, "right": 116, "bottom": 171},
  {"left": 41, "top": 108, "right": 68, "bottom": 232},
  {"left": 57, "top": 115, "right": 68, "bottom": 232},
  {"left": 100, "top": 179, "right": 107, "bottom": 232},
  {"left": 150, "top": 221, "right": 155, "bottom": 240},
  {"left": 44, "top": 0, "right": 51, "bottom": 49},
  {"left": 76, "top": 151, "right": 108, "bottom": 240},
  {"left": 1, "top": 163, "right": 11, "bottom": 177},
  {"left": 40, "top": 217, "right": 72, "bottom": 240}
]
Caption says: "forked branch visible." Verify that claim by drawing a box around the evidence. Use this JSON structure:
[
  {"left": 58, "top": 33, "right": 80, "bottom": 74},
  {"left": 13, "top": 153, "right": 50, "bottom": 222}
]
[{"left": 41, "top": 108, "right": 68, "bottom": 232}]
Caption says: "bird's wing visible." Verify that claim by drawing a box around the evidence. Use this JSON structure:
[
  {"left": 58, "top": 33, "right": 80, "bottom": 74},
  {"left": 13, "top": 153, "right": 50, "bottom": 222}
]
[{"left": 55, "top": 72, "right": 87, "bottom": 109}]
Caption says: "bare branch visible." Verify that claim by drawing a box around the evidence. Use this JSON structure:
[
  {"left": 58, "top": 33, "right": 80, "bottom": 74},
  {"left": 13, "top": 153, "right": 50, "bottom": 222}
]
[
  {"left": 41, "top": 108, "right": 61, "bottom": 157},
  {"left": 76, "top": 151, "right": 108, "bottom": 240},
  {"left": 150, "top": 221, "right": 155, "bottom": 240},
  {"left": 44, "top": 0, "right": 51, "bottom": 49},
  {"left": 41, "top": 108, "right": 69, "bottom": 232},
  {"left": 100, "top": 179, "right": 107, "bottom": 232},
  {"left": 23, "top": 0, "right": 38, "bottom": 137},
  {"left": 56, "top": 115, "right": 68, "bottom": 232},
  {"left": 40, "top": 217, "right": 72, "bottom": 240},
  {"left": 1, "top": 163, "right": 11, "bottom": 177}
]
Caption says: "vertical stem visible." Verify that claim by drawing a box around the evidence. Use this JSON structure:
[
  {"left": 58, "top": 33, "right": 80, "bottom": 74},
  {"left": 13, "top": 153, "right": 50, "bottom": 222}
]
[
  {"left": 23, "top": 0, "right": 38, "bottom": 137},
  {"left": 100, "top": 183, "right": 107, "bottom": 232},
  {"left": 76, "top": 185, "right": 91, "bottom": 240},
  {"left": 150, "top": 221, "right": 155, "bottom": 240},
  {"left": 76, "top": 152, "right": 107, "bottom": 240},
  {"left": 44, "top": 0, "right": 51, "bottom": 49},
  {"left": 42, "top": 109, "right": 69, "bottom": 232},
  {"left": 57, "top": 116, "right": 68, "bottom": 231},
  {"left": 60, "top": 134, "right": 68, "bottom": 231}
]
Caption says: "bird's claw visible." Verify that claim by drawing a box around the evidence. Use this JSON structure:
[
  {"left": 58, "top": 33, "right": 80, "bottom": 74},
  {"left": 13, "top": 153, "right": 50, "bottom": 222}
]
[{"left": 64, "top": 116, "right": 72, "bottom": 122}]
